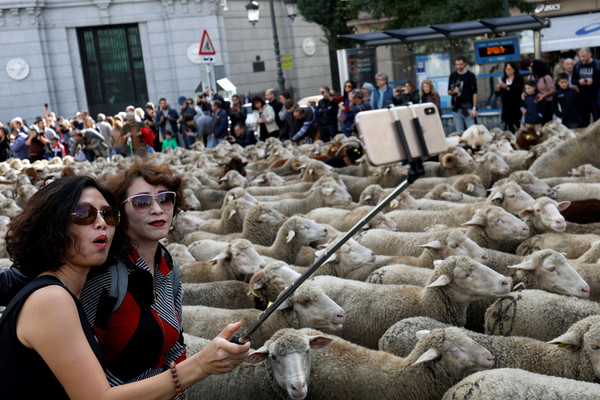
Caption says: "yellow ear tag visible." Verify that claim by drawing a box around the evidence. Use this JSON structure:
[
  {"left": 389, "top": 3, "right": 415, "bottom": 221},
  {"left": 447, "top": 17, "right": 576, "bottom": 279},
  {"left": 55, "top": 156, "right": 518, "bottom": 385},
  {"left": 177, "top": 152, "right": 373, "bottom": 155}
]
[
  {"left": 525, "top": 134, "right": 533, "bottom": 140},
  {"left": 286, "top": 234, "right": 290, "bottom": 240},
  {"left": 390, "top": 200, "right": 398, "bottom": 208},
  {"left": 227, "top": 198, "right": 232, "bottom": 205},
  {"left": 331, "top": 147, "right": 337, "bottom": 152},
  {"left": 466, "top": 183, "right": 473, "bottom": 192},
  {"left": 267, "top": 301, "right": 273, "bottom": 308},
  {"left": 211, "top": 260, "right": 219, "bottom": 266},
  {"left": 556, "top": 343, "right": 571, "bottom": 349}
]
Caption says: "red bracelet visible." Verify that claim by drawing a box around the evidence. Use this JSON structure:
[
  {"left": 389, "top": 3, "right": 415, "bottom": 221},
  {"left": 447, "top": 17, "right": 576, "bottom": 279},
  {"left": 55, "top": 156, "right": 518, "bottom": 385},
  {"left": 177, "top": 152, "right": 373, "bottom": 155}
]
[{"left": 169, "top": 362, "right": 185, "bottom": 399}]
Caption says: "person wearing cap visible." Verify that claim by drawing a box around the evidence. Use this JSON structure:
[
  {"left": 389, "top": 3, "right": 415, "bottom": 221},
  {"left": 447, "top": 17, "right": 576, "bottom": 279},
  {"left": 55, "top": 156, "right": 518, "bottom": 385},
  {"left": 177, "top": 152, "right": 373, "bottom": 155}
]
[
  {"left": 155, "top": 97, "right": 179, "bottom": 146},
  {"left": 123, "top": 112, "right": 146, "bottom": 157},
  {"left": 143, "top": 102, "right": 160, "bottom": 152},
  {"left": 176, "top": 96, "right": 197, "bottom": 149}
]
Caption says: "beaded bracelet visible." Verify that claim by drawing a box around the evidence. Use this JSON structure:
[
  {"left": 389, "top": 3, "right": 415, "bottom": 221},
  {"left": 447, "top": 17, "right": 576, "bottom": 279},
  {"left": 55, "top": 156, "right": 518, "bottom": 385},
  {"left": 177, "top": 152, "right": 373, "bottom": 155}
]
[{"left": 169, "top": 361, "right": 185, "bottom": 399}]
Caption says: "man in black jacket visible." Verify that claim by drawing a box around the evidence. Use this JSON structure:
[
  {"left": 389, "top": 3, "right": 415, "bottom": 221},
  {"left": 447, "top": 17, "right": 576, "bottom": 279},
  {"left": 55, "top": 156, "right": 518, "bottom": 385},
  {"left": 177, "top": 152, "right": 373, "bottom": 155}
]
[
  {"left": 572, "top": 47, "right": 600, "bottom": 127},
  {"left": 315, "top": 86, "right": 339, "bottom": 142}
]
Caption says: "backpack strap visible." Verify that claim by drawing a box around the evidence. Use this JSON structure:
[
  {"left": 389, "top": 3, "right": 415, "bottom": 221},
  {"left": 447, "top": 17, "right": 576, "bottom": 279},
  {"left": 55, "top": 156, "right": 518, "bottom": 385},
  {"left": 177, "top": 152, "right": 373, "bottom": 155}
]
[{"left": 108, "top": 261, "right": 129, "bottom": 312}]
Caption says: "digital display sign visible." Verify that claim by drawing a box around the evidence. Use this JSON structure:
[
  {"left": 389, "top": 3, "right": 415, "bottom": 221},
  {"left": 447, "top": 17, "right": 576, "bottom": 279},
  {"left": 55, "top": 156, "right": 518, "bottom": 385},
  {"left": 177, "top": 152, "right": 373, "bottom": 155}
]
[{"left": 474, "top": 37, "right": 520, "bottom": 64}]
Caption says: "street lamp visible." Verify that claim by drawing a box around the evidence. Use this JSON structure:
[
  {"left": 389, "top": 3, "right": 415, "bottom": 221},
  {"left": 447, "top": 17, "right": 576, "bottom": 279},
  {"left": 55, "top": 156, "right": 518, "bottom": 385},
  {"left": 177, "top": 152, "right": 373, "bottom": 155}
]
[
  {"left": 245, "top": 1, "right": 259, "bottom": 26},
  {"left": 246, "top": 0, "right": 297, "bottom": 94}
]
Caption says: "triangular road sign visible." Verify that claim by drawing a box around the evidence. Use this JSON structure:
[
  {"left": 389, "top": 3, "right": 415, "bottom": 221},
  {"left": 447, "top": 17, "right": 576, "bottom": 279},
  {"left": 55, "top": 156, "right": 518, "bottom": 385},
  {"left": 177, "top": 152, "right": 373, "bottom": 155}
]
[{"left": 199, "top": 30, "right": 216, "bottom": 55}]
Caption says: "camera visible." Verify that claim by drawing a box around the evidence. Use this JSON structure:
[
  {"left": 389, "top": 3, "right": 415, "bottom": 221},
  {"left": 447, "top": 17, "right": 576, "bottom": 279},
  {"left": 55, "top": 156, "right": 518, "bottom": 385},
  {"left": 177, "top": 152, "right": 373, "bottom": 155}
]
[{"left": 449, "top": 83, "right": 458, "bottom": 91}]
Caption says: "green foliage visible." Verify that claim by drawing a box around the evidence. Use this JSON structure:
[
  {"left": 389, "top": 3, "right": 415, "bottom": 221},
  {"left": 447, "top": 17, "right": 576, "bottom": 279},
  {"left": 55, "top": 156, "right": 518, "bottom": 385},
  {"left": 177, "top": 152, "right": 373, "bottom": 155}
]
[
  {"left": 344, "top": 0, "right": 534, "bottom": 29},
  {"left": 297, "top": 0, "right": 358, "bottom": 48}
]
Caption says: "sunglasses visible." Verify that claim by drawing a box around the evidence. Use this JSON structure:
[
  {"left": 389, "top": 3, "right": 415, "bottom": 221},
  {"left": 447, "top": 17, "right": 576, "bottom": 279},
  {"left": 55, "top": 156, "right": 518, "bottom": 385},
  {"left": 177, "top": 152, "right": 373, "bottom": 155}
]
[
  {"left": 71, "top": 204, "right": 120, "bottom": 226},
  {"left": 123, "top": 191, "right": 176, "bottom": 213}
]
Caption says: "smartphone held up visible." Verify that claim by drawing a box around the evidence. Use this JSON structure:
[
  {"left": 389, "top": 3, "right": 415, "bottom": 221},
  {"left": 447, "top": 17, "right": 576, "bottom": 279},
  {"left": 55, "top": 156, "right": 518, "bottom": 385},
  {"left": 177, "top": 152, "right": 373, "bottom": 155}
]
[{"left": 355, "top": 103, "right": 447, "bottom": 166}]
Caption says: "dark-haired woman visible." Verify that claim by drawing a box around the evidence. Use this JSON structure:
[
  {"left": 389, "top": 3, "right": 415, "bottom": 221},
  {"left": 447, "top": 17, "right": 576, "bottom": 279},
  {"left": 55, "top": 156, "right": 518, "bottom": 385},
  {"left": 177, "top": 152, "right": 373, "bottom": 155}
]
[
  {"left": 495, "top": 62, "right": 524, "bottom": 132},
  {"left": 0, "top": 126, "right": 11, "bottom": 161},
  {"left": 0, "top": 166, "right": 250, "bottom": 399},
  {"left": 529, "top": 59, "right": 555, "bottom": 124},
  {"left": 336, "top": 79, "right": 357, "bottom": 137},
  {"left": 251, "top": 96, "right": 278, "bottom": 141}
]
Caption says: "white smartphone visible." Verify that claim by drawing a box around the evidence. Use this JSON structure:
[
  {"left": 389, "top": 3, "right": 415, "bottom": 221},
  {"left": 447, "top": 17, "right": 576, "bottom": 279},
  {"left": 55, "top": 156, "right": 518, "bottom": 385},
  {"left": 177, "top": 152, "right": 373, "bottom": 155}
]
[{"left": 356, "top": 103, "right": 448, "bottom": 166}]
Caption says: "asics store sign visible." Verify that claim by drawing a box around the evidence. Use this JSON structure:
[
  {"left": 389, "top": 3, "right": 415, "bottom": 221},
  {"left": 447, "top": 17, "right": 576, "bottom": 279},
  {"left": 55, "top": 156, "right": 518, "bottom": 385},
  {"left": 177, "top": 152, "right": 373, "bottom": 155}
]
[{"left": 534, "top": 3, "right": 561, "bottom": 13}]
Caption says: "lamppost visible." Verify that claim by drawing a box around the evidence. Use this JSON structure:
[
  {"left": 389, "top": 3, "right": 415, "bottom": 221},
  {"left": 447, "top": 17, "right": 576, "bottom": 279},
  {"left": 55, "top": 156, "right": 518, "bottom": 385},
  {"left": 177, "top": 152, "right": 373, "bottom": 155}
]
[{"left": 246, "top": 0, "right": 297, "bottom": 94}]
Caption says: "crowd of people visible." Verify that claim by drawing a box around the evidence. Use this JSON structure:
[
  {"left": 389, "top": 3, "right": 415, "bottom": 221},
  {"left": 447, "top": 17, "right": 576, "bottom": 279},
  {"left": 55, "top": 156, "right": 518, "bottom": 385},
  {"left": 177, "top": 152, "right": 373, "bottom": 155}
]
[
  {"left": 451, "top": 47, "right": 600, "bottom": 133},
  {"left": 2, "top": 46, "right": 598, "bottom": 165}
]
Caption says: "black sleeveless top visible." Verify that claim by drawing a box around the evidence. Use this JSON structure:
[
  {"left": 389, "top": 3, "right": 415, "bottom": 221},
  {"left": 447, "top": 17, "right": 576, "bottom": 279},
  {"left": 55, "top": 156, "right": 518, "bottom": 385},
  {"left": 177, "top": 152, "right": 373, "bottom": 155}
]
[{"left": 0, "top": 275, "right": 104, "bottom": 399}]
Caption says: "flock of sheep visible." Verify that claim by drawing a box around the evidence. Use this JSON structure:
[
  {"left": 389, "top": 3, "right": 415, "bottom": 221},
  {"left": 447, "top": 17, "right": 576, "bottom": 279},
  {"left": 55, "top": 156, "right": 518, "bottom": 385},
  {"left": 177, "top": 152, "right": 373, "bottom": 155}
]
[{"left": 1, "top": 119, "right": 600, "bottom": 399}]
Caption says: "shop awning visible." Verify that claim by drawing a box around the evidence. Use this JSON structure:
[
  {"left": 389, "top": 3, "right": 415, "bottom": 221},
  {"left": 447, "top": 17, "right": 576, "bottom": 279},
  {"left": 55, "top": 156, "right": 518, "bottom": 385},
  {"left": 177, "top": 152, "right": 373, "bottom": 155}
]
[
  {"left": 339, "top": 15, "right": 550, "bottom": 46},
  {"left": 520, "top": 12, "right": 600, "bottom": 54}
]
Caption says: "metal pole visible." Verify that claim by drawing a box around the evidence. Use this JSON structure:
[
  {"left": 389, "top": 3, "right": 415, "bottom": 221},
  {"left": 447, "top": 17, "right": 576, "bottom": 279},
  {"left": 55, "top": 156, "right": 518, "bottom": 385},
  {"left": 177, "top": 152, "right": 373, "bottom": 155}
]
[
  {"left": 533, "top": 30, "right": 542, "bottom": 60},
  {"left": 269, "top": 0, "right": 286, "bottom": 93}
]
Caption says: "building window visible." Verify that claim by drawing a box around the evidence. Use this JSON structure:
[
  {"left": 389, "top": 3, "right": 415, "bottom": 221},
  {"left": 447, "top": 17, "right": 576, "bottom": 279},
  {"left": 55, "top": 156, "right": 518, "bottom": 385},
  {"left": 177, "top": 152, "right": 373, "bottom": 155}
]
[{"left": 77, "top": 24, "right": 148, "bottom": 117}]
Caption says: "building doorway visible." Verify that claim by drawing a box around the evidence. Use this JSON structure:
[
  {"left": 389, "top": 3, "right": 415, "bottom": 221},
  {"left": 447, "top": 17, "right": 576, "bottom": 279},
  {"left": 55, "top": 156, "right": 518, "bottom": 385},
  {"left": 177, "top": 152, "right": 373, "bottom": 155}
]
[{"left": 77, "top": 24, "right": 148, "bottom": 117}]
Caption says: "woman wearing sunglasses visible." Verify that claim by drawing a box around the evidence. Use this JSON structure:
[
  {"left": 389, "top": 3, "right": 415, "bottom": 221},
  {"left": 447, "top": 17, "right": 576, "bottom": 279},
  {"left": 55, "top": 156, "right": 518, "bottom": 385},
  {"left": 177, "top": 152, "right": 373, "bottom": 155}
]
[{"left": 0, "top": 172, "right": 250, "bottom": 399}]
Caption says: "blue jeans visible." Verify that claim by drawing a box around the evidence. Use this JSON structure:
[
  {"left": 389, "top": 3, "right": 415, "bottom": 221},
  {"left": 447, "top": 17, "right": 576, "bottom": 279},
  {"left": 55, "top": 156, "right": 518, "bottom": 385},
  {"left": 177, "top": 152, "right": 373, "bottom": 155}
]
[
  {"left": 452, "top": 110, "right": 475, "bottom": 132},
  {"left": 207, "top": 135, "right": 224, "bottom": 149}
]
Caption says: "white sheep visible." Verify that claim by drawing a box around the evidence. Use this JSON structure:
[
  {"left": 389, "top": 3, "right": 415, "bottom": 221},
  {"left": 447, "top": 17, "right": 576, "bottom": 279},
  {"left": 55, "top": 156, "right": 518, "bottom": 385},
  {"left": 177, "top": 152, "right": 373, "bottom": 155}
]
[
  {"left": 306, "top": 256, "right": 511, "bottom": 349},
  {"left": 382, "top": 315, "right": 600, "bottom": 385},
  {"left": 187, "top": 327, "right": 334, "bottom": 400},
  {"left": 180, "top": 238, "right": 266, "bottom": 283},
  {"left": 552, "top": 182, "right": 600, "bottom": 202},
  {"left": 443, "top": 368, "right": 600, "bottom": 400},
  {"left": 357, "top": 206, "right": 529, "bottom": 256},
  {"left": 305, "top": 205, "right": 399, "bottom": 232},
  {"left": 303, "top": 326, "right": 494, "bottom": 400},
  {"left": 265, "top": 178, "right": 352, "bottom": 216},
  {"left": 165, "top": 243, "right": 196, "bottom": 267},
  {"left": 181, "top": 281, "right": 258, "bottom": 309},
  {"left": 484, "top": 289, "right": 600, "bottom": 341},
  {"left": 515, "top": 232, "right": 600, "bottom": 259},
  {"left": 182, "top": 279, "right": 345, "bottom": 347}
]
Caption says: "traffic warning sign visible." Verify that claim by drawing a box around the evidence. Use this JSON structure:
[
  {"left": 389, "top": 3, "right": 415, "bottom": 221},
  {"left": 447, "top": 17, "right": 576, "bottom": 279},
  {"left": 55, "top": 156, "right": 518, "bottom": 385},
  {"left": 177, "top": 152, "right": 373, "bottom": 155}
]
[{"left": 199, "top": 30, "right": 216, "bottom": 55}]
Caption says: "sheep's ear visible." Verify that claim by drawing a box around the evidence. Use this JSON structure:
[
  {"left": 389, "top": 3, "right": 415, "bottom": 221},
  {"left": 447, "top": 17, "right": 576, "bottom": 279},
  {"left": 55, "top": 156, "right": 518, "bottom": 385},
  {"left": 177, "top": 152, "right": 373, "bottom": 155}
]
[
  {"left": 321, "top": 186, "right": 334, "bottom": 197},
  {"left": 547, "top": 331, "right": 581, "bottom": 348},
  {"left": 257, "top": 213, "right": 270, "bottom": 223},
  {"left": 362, "top": 194, "right": 372, "bottom": 201},
  {"left": 286, "top": 230, "right": 296, "bottom": 243},
  {"left": 389, "top": 199, "right": 398, "bottom": 209},
  {"left": 465, "top": 183, "right": 474, "bottom": 193},
  {"left": 276, "top": 297, "right": 294, "bottom": 310},
  {"left": 415, "top": 330, "right": 431, "bottom": 340},
  {"left": 489, "top": 190, "right": 503, "bottom": 203},
  {"left": 219, "top": 176, "right": 228, "bottom": 182},
  {"left": 557, "top": 201, "right": 571, "bottom": 212},
  {"left": 228, "top": 209, "right": 237, "bottom": 219},
  {"left": 432, "top": 259, "right": 443, "bottom": 268},
  {"left": 462, "top": 212, "right": 486, "bottom": 227},
  {"left": 413, "top": 348, "right": 440, "bottom": 365},
  {"left": 308, "top": 335, "right": 334, "bottom": 349},
  {"left": 315, "top": 248, "right": 337, "bottom": 264},
  {"left": 426, "top": 274, "right": 451, "bottom": 288},
  {"left": 420, "top": 240, "right": 443, "bottom": 250},
  {"left": 308, "top": 168, "right": 314, "bottom": 176},
  {"left": 209, "top": 251, "right": 229, "bottom": 262},
  {"left": 226, "top": 194, "right": 235, "bottom": 204},
  {"left": 508, "top": 261, "right": 536, "bottom": 271},
  {"left": 519, "top": 208, "right": 534, "bottom": 218},
  {"left": 439, "top": 191, "right": 455, "bottom": 200},
  {"left": 246, "top": 347, "right": 269, "bottom": 364}
]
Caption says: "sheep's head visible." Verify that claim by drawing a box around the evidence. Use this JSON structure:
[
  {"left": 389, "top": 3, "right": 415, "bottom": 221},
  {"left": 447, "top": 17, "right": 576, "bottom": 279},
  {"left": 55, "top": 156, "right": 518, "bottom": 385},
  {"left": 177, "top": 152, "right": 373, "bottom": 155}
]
[
  {"left": 411, "top": 327, "right": 494, "bottom": 375},
  {"left": 426, "top": 256, "right": 511, "bottom": 301},
  {"left": 548, "top": 315, "right": 600, "bottom": 380},
  {"left": 462, "top": 206, "right": 530, "bottom": 241},
  {"left": 508, "top": 249, "right": 589, "bottom": 299},
  {"left": 285, "top": 217, "right": 328, "bottom": 245},
  {"left": 247, "top": 328, "right": 332, "bottom": 400},
  {"left": 487, "top": 182, "right": 534, "bottom": 215},
  {"left": 519, "top": 197, "right": 570, "bottom": 233},
  {"left": 277, "top": 281, "right": 345, "bottom": 332},
  {"left": 212, "top": 239, "right": 266, "bottom": 279},
  {"left": 510, "top": 170, "right": 552, "bottom": 198},
  {"left": 420, "top": 229, "right": 488, "bottom": 265}
]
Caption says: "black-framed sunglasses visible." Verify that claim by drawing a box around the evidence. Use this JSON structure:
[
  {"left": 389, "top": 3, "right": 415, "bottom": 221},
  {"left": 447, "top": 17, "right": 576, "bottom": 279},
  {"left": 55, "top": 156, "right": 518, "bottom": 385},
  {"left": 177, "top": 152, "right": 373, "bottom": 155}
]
[
  {"left": 122, "top": 191, "right": 176, "bottom": 213},
  {"left": 71, "top": 203, "right": 120, "bottom": 226}
]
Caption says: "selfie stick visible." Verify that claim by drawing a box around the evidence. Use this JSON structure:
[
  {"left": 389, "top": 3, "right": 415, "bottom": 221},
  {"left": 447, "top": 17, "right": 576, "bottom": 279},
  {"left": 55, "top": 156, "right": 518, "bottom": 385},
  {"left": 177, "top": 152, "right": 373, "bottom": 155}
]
[{"left": 231, "top": 104, "right": 431, "bottom": 345}]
